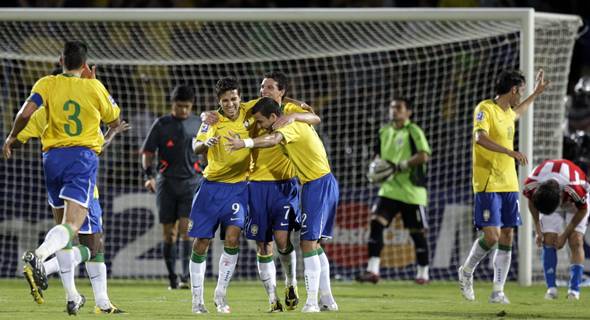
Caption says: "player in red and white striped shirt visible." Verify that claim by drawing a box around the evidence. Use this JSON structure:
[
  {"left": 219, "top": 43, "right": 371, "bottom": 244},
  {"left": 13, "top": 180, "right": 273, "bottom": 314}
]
[{"left": 523, "top": 159, "right": 589, "bottom": 300}]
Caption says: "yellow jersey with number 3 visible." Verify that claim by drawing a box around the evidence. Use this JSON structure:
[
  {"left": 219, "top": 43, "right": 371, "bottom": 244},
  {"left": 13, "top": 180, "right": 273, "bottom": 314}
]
[
  {"left": 472, "top": 99, "right": 519, "bottom": 193},
  {"left": 16, "top": 106, "right": 101, "bottom": 199},
  {"left": 28, "top": 74, "right": 120, "bottom": 154},
  {"left": 249, "top": 102, "right": 308, "bottom": 181}
]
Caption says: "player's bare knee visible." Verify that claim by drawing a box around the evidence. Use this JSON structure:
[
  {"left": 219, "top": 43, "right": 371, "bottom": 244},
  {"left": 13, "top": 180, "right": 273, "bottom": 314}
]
[
  {"left": 257, "top": 242, "right": 273, "bottom": 255},
  {"left": 193, "top": 238, "right": 210, "bottom": 255}
]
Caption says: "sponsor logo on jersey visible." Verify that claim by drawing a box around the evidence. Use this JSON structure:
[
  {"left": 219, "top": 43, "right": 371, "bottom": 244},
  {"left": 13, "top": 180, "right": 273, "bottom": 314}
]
[{"left": 200, "top": 124, "right": 209, "bottom": 133}]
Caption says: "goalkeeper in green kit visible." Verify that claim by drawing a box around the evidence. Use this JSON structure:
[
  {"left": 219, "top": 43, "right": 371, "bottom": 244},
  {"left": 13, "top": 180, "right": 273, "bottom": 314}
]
[{"left": 359, "top": 98, "right": 432, "bottom": 284}]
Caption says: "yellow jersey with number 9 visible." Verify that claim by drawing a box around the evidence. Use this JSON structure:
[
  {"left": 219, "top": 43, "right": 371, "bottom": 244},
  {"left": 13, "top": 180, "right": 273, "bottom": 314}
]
[{"left": 28, "top": 74, "right": 120, "bottom": 154}]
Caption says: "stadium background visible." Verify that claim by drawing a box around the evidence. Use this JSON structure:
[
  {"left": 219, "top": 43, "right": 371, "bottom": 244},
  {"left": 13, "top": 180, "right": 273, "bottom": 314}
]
[{"left": 0, "top": 2, "right": 589, "bottom": 284}]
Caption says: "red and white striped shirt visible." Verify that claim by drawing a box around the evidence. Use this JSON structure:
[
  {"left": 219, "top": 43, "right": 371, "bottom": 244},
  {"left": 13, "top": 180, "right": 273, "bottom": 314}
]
[{"left": 523, "top": 159, "right": 589, "bottom": 210}]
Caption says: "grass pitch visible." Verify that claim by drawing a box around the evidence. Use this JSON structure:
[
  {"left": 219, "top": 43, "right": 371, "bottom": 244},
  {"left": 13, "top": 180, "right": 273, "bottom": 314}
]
[{"left": 0, "top": 278, "right": 588, "bottom": 319}]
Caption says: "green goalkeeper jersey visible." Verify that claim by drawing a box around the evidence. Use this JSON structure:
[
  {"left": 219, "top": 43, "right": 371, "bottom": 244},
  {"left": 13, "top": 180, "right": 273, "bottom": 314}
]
[{"left": 377, "top": 120, "right": 431, "bottom": 205}]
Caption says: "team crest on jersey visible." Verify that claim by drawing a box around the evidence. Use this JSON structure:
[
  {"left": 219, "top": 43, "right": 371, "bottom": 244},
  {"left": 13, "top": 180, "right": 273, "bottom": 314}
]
[
  {"left": 250, "top": 224, "right": 258, "bottom": 236},
  {"left": 483, "top": 209, "right": 490, "bottom": 222},
  {"left": 396, "top": 137, "right": 404, "bottom": 146},
  {"left": 108, "top": 95, "right": 117, "bottom": 106},
  {"left": 201, "top": 124, "right": 209, "bottom": 133},
  {"left": 476, "top": 111, "right": 484, "bottom": 122}
]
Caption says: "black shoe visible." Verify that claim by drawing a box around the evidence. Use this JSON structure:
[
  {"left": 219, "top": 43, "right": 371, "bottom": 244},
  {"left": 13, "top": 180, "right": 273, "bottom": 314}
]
[
  {"left": 355, "top": 271, "right": 380, "bottom": 284},
  {"left": 66, "top": 295, "right": 86, "bottom": 315},
  {"left": 168, "top": 274, "right": 179, "bottom": 290}
]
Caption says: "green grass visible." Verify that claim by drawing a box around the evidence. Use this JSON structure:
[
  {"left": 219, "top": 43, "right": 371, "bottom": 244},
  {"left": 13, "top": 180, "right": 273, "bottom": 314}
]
[{"left": 0, "top": 279, "right": 588, "bottom": 319}]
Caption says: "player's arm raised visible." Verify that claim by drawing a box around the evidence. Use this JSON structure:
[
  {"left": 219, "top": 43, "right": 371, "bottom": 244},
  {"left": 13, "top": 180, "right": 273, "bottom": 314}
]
[{"left": 513, "top": 69, "right": 550, "bottom": 119}]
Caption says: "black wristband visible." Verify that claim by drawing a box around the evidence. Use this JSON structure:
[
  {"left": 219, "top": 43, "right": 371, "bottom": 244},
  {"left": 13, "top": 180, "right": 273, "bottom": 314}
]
[{"left": 143, "top": 167, "right": 154, "bottom": 181}]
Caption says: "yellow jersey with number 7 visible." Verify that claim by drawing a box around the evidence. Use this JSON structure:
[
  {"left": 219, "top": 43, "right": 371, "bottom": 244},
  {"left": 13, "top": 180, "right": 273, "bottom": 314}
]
[{"left": 28, "top": 74, "right": 120, "bottom": 154}]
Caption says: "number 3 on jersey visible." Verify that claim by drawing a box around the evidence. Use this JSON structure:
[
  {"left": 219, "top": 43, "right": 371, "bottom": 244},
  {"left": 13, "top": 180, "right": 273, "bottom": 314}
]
[{"left": 63, "top": 100, "right": 83, "bottom": 136}]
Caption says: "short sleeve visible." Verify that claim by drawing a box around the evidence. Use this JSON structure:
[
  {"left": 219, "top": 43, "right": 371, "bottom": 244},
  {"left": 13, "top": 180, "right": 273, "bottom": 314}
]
[
  {"left": 141, "top": 118, "right": 161, "bottom": 153},
  {"left": 473, "top": 105, "right": 490, "bottom": 134},
  {"left": 93, "top": 80, "right": 120, "bottom": 124},
  {"left": 275, "top": 122, "right": 298, "bottom": 144},
  {"left": 283, "top": 102, "right": 307, "bottom": 114},
  {"left": 17, "top": 107, "right": 47, "bottom": 143},
  {"left": 28, "top": 76, "right": 52, "bottom": 107},
  {"left": 196, "top": 122, "right": 216, "bottom": 142},
  {"left": 409, "top": 124, "right": 431, "bottom": 155}
]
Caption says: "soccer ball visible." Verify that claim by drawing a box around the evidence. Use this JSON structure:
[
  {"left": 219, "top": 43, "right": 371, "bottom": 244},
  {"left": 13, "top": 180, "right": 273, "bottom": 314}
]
[{"left": 366, "top": 158, "right": 394, "bottom": 183}]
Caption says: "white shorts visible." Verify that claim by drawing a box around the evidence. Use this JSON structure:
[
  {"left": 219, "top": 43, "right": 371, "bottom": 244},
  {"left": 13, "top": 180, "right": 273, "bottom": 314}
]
[{"left": 540, "top": 208, "right": 589, "bottom": 235}]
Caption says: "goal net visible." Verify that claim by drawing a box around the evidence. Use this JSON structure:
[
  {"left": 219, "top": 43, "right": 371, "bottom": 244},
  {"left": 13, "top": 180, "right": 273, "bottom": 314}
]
[{"left": 0, "top": 9, "right": 581, "bottom": 283}]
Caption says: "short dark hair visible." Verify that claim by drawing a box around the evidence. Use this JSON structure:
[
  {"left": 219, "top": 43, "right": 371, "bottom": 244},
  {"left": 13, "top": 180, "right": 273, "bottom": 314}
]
[
  {"left": 215, "top": 77, "right": 240, "bottom": 98},
  {"left": 62, "top": 41, "right": 88, "bottom": 70},
  {"left": 392, "top": 97, "right": 413, "bottom": 110},
  {"left": 532, "top": 180, "right": 561, "bottom": 214},
  {"left": 495, "top": 70, "right": 525, "bottom": 95},
  {"left": 252, "top": 97, "right": 282, "bottom": 118},
  {"left": 263, "top": 71, "right": 289, "bottom": 96},
  {"left": 171, "top": 85, "right": 195, "bottom": 103}
]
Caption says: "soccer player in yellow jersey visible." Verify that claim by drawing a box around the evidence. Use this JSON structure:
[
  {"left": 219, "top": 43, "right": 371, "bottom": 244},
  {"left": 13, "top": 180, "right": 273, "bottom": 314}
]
[
  {"left": 226, "top": 97, "right": 339, "bottom": 313},
  {"left": 247, "top": 72, "right": 321, "bottom": 312},
  {"left": 458, "top": 69, "right": 549, "bottom": 304},
  {"left": 15, "top": 106, "right": 127, "bottom": 313},
  {"left": 188, "top": 77, "right": 251, "bottom": 314},
  {"left": 2, "top": 41, "right": 121, "bottom": 315}
]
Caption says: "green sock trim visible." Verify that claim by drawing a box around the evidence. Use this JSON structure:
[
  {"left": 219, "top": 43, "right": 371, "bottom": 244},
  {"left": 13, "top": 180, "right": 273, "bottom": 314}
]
[
  {"left": 278, "top": 243, "right": 294, "bottom": 255},
  {"left": 303, "top": 249, "right": 318, "bottom": 258},
  {"left": 478, "top": 238, "right": 491, "bottom": 251},
  {"left": 89, "top": 252, "right": 105, "bottom": 263},
  {"left": 316, "top": 247, "right": 325, "bottom": 255},
  {"left": 75, "top": 245, "right": 91, "bottom": 262},
  {"left": 224, "top": 247, "right": 239, "bottom": 255},
  {"left": 61, "top": 224, "right": 75, "bottom": 241},
  {"left": 257, "top": 254, "right": 274, "bottom": 263},
  {"left": 498, "top": 244, "right": 512, "bottom": 251},
  {"left": 64, "top": 240, "right": 73, "bottom": 249},
  {"left": 191, "top": 252, "right": 207, "bottom": 263}
]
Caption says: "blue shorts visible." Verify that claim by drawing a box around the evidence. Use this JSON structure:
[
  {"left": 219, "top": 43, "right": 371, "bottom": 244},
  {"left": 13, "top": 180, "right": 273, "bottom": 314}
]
[
  {"left": 245, "top": 179, "right": 301, "bottom": 242},
  {"left": 188, "top": 179, "right": 248, "bottom": 239},
  {"left": 474, "top": 192, "right": 521, "bottom": 228},
  {"left": 79, "top": 197, "right": 103, "bottom": 234},
  {"left": 300, "top": 173, "right": 339, "bottom": 241},
  {"left": 43, "top": 147, "right": 98, "bottom": 208}
]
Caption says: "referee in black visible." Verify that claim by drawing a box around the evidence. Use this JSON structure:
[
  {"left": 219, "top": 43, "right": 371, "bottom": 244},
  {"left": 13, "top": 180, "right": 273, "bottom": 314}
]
[{"left": 141, "top": 85, "right": 202, "bottom": 289}]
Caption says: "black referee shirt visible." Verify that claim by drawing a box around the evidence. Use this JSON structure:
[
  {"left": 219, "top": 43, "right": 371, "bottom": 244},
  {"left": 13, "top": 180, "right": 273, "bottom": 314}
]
[{"left": 141, "top": 114, "right": 202, "bottom": 180}]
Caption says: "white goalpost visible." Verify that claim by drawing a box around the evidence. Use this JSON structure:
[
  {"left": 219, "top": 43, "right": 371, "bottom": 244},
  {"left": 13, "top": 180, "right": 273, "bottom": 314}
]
[{"left": 0, "top": 8, "right": 581, "bottom": 286}]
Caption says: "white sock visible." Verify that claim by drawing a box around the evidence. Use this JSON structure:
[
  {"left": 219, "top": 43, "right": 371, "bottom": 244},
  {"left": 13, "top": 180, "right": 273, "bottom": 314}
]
[
  {"left": 257, "top": 255, "right": 277, "bottom": 303},
  {"left": 303, "top": 253, "right": 321, "bottom": 306},
  {"left": 43, "top": 257, "right": 60, "bottom": 276},
  {"left": 278, "top": 246, "right": 297, "bottom": 287},
  {"left": 190, "top": 258, "right": 207, "bottom": 305},
  {"left": 86, "top": 261, "right": 110, "bottom": 309},
  {"left": 462, "top": 238, "right": 492, "bottom": 275},
  {"left": 44, "top": 246, "right": 85, "bottom": 277},
  {"left": 492, "top": 247, "right": 512, "bottom": 292},
  {"left": 214, "top": 248, "right": 238, "bottom": 297},
  {"left": 367, "top": 257, "right": 381, "bottom": 275},
  {"left": 318, "top": 249, "right": 336, "bottom": 305},
  {"left": 56, "top": 248, "right": 80, "bottom": 301},
  {"left": 417, "top": 265, "right": 429, "bottom": 280},
  {"left": 35, "top": 224, "right": 72, "bottom": 261}
]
